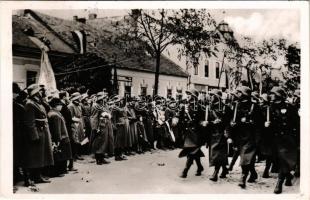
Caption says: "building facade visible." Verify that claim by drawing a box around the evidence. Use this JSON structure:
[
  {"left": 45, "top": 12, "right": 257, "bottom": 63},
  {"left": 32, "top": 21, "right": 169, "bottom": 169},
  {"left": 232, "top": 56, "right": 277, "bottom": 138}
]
[{"left": 113, "top": 68, "right": 187, "bottom": 99}]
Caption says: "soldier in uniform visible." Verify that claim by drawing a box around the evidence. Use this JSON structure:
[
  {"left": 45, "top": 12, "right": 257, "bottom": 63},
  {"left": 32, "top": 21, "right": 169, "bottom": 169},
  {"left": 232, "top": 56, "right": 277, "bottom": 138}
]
[
  {"left": 267, "top": 87, "right": 299, "bottom": 194},
  {"left": 24, "top": 84, "right": 54, "bottom": 183},
  {"left": 179, "top": 89, "right": 205, "bottom": 178},
  {"left": 230, "top": 86, "right": 259, "bottom": 189},
  {"left": 207, "top": 89, "right": 231, "bottom": 182}
]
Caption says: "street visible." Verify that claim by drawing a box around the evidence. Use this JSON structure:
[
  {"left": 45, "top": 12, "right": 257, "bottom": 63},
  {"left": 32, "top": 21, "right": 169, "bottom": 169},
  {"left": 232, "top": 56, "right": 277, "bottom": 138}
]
[{"left": 15, "top": 148, "right": 299, "bottom": 194}]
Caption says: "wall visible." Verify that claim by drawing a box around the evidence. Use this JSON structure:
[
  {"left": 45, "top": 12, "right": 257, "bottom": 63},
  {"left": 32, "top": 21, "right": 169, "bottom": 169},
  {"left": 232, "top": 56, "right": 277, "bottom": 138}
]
[
  {"left": 13, "top": 56, "right": 40, "bottom": 89},
  {"left": 113, "top": 69, "right": 188, "bottom": 98},
  {"left": 164, "top": 42, "right": 227, "bottom": 91}
]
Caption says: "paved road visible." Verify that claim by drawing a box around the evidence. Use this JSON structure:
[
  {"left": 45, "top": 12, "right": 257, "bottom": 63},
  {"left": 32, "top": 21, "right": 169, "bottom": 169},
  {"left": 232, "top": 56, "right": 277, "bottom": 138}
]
[{"left": 15, "top": 148, "right": 299, "bottom": 194}]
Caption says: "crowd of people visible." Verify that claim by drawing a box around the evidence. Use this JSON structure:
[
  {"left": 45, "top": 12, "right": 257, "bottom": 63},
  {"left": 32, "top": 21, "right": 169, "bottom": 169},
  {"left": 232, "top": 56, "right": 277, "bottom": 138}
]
[{"left": 12, "top": 82, "right": 300, "bottom": 194}]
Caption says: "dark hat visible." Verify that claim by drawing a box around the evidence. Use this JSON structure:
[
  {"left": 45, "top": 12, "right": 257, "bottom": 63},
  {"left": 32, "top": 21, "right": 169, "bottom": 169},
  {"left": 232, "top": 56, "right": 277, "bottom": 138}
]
[
  {"left": 209, "top": 89, "right": 222, "bottom": 98},
  {"left": 186, "top": 88, "right": 199, "bottom": 98},
  {"left": 270, "top": 87, "right": 287, "bottom": 98},
  {"left": 236, "top": 86, "right": 251, "bottom": 97},
  {"left": 27, "top": 84, "right": 41, "bottom": 97},
  {"left": 49, "top": 97, "right": 62, "bottom": 107},
  {"left": 13, "top": 83, "right": 21, "bottom": 94}
]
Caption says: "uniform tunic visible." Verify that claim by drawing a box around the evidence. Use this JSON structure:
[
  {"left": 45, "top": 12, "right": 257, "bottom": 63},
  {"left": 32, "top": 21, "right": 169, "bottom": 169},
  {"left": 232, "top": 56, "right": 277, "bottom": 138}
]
[
  {"left": 24, "top": 99, "right": 54, "bottom": 168},
  {"left": 68, "top": 103, "right": 85, "bottom": 143},
  {"left": 270, "top": 102, "right": 298, "bottom": 174},
  {"left": 92, "top": 118, "right": 114, "bottom": 154},
  {"left": 207, "top": 102, "right": 232, "bottom": 167},
  {"left": 112, "top": 107, "right": 129, "bottom": 149},
  {"left": 231, "top": 100, "right": 260, "bottom": 166},
  {"left": 48, "top": 109, "right": 72, "bottom": 161},
  {"left": 178, "top": 101, "right": 205, "bottom": 158}
]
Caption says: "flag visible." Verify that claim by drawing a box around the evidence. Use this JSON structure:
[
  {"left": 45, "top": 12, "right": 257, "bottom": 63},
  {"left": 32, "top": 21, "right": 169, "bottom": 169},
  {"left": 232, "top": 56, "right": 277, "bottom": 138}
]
[
  {"left": 28, "top": 36, "right": 57, "bottom": 96},
  {"left": 38, "top": 50, "right": 57, "bottom": 95}
]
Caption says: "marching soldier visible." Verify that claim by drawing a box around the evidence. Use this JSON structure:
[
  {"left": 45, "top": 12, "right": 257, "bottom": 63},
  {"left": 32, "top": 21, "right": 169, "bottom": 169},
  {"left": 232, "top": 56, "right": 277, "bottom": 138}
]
[
  {"left": 267, "top": 87, "right": 299, "bottom": 194},
  {"left": 230, "top": 86, "right": 260, "bottom": 188},
  {"left": 179, "top": 89, "right": 205, "bottom": 178},
  {"left": 207, "top": 89, "right": 232, "bottom": 182}
]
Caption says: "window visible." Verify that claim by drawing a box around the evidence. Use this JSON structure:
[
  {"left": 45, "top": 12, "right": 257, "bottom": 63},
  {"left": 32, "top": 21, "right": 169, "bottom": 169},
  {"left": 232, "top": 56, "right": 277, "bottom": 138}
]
[
  {"left": 167, "top": 88, "right": 172, "bottom": 99},
  {"left": 204, "top": 61, "right": 209, "bottom": 77},
  {"left": 26, "top": 70, "right": 37, "bottom": 87},
  {"left": 176, "top": 89, "right": 182, "bottom": 101},
  {"left": 216, "top": 62, "right": 220, "bottom": 79},
  {"left": 194, "top": 65, "right": 198, "bottom": 75},
  {"left": 141, "top": 87, "right": 147, "bottom": 96},
  {"left": 124, "top": 81, "right": 132, "bottom": 99}
]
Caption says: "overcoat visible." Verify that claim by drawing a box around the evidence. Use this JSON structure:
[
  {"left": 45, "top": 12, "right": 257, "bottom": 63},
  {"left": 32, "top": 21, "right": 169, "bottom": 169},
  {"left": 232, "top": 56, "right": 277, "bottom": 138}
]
[
  {"left": 24, "top": 98, "right": 54, "bottom": 168},
  {"left": 13, "top": 100, "right": 25, "bottom": 167},
  {"left": 48, "top": 109, "right": 72, "bottom": 161},
  {"left": 230, "top": 100, "right": 261, "bottom": 166},
  {"left": 68, "top": 103, "right": 85, "bottom": 143},
  {"left": 178, "top": 101, "right": 205, "bottom": 158},
  {"left": 207, "top": 102, "right": 232, "bottom": 166},
  {"left": 112, "top": 107, "right": 128, "bottom": 149},
  {"left": 92, "top": 118, "right": 114, "bottom": 154},
  {"left": 270, "top": 102, "right": 298, "bottom": 174}
]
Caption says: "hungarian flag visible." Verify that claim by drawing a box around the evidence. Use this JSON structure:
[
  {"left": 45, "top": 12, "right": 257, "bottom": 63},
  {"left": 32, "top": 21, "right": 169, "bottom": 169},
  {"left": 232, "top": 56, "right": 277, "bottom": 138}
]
[
  {"left": 29, "top": 36, "right": 57, "bottom": 96},
  {"left": 38, "top": 50, "right": 57, "bottom": 94}
]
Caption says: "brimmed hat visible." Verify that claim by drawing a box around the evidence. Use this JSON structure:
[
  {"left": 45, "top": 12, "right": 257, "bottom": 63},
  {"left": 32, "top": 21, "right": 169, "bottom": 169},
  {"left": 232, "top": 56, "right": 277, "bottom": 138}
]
[
  {"left": 260, "top": 93, "right": 269, "bottom": 102},
  {"left": 236, "top": 86, "right": 251, "bottom": 97},
  {"left": 81, "top": 93, "right": 89, "bottom": 101},
  {"left": 186, "top": 89, "right": 199, "bottom": 99},
  {"left": 209, "top": 89, "right": 222, "bottom": 98},
  {"left": 167, "top": 100, "right": 178, "bottom": 110},
  {"left": 49, "top": 97, "right": 62, "bottom": 107},
  {"left": 72, "top": 117, "right": 80, "bottom": 123},
  {"left": 270, "top": 87, "right": 286, "bottom": 98},
  {"left": 27, "top": 84, "right": 41, "bottom": 97},
  {"left": 100, "top": 112, "right": 110, "bottom": 119},
  {"left": 251, "top": 91, "right": 260, "bottom": 102},
  {"left": 294, "top": 89, "right": 300, "bottom": 98},
  {"left": 70, "top": 92, "right": 81, "bottom": 101}
]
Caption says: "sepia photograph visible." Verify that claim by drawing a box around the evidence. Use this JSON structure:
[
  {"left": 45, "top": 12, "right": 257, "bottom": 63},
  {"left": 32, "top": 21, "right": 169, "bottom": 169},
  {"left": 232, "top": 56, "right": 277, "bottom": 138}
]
[{"left": 0, "top": 1, "right": 309, "bottom": 199}]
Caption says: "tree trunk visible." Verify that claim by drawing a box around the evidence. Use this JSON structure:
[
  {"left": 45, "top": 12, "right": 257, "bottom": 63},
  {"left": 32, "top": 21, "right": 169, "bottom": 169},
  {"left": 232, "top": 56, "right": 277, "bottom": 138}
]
[{"left": 154, "top": 52, "right": 161, "bottom": 97}]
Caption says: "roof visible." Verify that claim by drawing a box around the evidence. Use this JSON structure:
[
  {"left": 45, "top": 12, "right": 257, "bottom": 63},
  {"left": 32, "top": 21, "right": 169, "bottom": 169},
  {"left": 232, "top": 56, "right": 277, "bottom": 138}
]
[{"left": 13, "top": 10, "right": 188, "bottom": 78}]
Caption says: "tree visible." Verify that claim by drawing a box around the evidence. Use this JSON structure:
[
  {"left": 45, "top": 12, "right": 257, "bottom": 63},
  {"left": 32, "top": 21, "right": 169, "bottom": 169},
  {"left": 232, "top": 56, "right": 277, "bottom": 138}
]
[{"left": 114, "top": 9, "right": 219, "bottom": 96}]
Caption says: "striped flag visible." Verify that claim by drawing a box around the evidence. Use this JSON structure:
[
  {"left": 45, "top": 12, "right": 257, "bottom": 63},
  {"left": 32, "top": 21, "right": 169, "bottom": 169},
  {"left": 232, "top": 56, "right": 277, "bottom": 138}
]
[{"left": 38, "top": 50, "right": 57, "bottom": 95}]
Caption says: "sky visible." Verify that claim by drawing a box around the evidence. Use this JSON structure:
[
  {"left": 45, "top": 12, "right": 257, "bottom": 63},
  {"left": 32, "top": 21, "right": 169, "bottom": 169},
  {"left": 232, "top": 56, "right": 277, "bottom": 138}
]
[{"left": 29, "top": 9, "right": 300, "bottom": 43}]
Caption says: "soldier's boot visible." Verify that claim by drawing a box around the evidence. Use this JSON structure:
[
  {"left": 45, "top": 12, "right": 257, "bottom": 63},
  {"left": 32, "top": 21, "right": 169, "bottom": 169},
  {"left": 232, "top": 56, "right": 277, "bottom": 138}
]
[
  {"left": 271, "top": 162, "right": 279, "bottom": 173},
  {"left": 195, "top": 158, "right": 204, "bottom": 176},
  {"left": 285, "top": 173, "right": 293, "bottom": 186},
  {"left": 219, "top": 166, "right": 229, "bottom": 178},
  {"left": 95, "top": 154, "right": 103, "bottom": 165},
  {"left": 274, "top": 178, "right": 284, "bottom": 194},
  {"left": 23, "top": 169, "right": 34, "bottom": 187},
  {"left": 248, "top": 168, "right": 258, "bottom": 183},
  {"left": 228, "top": 152, "right": 239, "bottom": 171},
  {"left": 262, "top": 159, "right": 272, "bottom": 178},
  {"left": 238, "top": 173, "right": 248, "bottom": 189},
  {"left": 180, "top": 157, "right": 193, "bottom": 178},
  {"left": 209, "top": 166, "right": 220, "bottom": 182}
]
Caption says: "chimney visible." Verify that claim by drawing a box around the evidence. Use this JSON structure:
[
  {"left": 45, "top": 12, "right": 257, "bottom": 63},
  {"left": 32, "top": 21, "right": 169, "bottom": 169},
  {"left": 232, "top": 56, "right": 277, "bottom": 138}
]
[
  {"left": 88, "top": 13, "right": 97, "bottom": 20},
  {"left": 73, "top": 16, "right": 78, "bottom": 21}
]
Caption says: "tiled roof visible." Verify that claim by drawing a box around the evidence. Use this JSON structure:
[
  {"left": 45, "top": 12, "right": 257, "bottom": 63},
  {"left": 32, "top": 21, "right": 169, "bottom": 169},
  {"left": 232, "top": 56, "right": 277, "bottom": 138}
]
[{"left": 13, "top": 10, "right": 188, "bottom": 78}]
